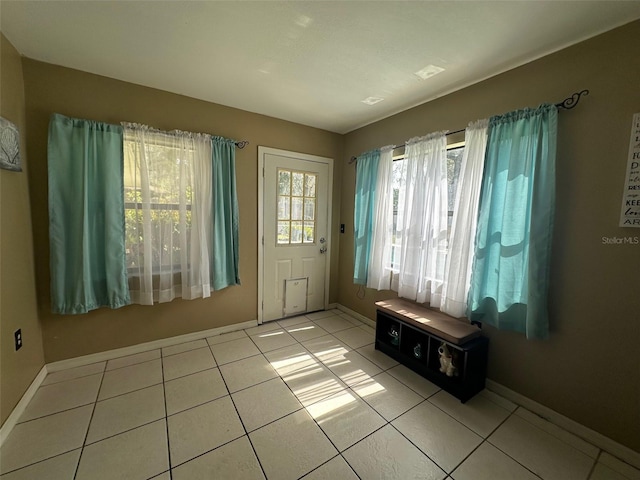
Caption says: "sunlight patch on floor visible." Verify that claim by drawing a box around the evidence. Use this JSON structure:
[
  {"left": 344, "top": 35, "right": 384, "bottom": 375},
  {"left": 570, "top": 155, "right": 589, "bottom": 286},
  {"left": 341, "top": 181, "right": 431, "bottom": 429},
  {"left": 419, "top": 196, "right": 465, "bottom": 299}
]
[
  {"left": 306, "top": 390, "right": 356, "bottom": 420},
  {"left": 352, "top": 378, "right": 385, "bottom": 397},
  {"left": 258, "top": 330, "right": 285, "bottom": 338}
]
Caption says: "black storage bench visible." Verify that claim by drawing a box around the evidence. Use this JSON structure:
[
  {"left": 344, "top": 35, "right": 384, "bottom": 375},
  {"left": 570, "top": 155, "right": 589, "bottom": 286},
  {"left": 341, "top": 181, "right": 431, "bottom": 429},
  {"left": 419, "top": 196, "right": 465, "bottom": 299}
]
[{"left": 375, "top": 299, "right": 488, "bottom": 403}]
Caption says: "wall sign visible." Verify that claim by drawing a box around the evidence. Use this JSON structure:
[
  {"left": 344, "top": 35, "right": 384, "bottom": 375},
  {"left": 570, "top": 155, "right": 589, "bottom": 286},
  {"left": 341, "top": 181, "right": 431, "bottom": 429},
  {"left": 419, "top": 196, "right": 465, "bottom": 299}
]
[
  {"left": 620, "top": 113, "right": 640, "bottom": 227},
  {"left": 0, "top": 117, "right": 21, "bottom": 172}
]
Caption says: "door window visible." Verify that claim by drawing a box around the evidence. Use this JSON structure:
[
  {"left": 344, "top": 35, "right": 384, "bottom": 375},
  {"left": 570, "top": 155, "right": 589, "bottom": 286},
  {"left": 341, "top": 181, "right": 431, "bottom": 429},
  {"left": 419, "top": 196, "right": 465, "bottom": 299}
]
[{"left": 277, "top": 169, "right": 317, "bottom": 245}]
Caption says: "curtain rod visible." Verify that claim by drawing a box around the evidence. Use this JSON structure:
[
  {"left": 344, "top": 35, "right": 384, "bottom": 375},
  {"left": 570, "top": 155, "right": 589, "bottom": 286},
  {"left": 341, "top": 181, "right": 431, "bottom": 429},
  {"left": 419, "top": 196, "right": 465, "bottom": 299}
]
[
  {"left": 348, "top": 89, "right": 589, "bottom": 164},
  {"left": 122, "top": 121, "right": 249, "bottom": 149}
]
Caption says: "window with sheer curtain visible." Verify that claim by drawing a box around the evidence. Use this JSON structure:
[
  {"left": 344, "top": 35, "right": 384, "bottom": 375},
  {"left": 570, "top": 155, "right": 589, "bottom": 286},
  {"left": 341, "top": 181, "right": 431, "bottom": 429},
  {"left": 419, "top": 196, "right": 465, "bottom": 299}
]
[
  {"left": 361, "top": 122, "right": 488, "bottom": 318},
  {"left": 123, "top": 124, "right": 213, "bottom": 305},
  {"left": 389, "top": 144, "right": 465, "bottom": 274}
]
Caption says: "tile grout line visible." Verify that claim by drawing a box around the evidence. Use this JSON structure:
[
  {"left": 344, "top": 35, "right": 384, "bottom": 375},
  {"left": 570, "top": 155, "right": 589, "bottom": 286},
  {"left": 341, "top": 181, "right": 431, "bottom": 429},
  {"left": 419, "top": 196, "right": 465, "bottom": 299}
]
[
  {"left": 39, "top": 365, "right": 107, "bottom": 387},
  {"left": 172, "top": 314, "right": 362, "bottom": 478},
  {"left": 14, "top": 358, "right": 180, "bottom": 427},
  {"left": 512, "top": 406, "right": 603, "bottom": 461},
  {"left": 161, "top": 341, "right": 242, "bottom": 472},
  {"left": 418, "top": 396, "right": 534, "bottom": 477},
  {"left": 159, "top": 352, "right": 173, "bottom": 480},
  {"left": 483, "top": 409, "right": 550, "bottom": 480},
  {"left": 94, "top": 379, "right": 164, "bottom": 407},
  {"left": 412, "top": 396, "right": 533, "bottom": 477},
  {"left": 268, "top": 336, "right": 363, "bottom": 479},
  {"left": 585, "top": 450, "right": 604, "bottom": 480},
  {"left": 340, "top": 451, "right": 364, "bottom": 480},
  {"left": 297, "top": 452, "right": 362, "bottom": 480},
  {"left": 444, "top": 409, "right": 541, "bottom": 479},
  {"left": 0, "top": 449, "right": 83, "bottom": 477},
  {"left": 72, "top": 362, "right": 108, "bottom": 480},
  {"left": 207, "top": 338, "right": 270, "bottom": 480},
  {"left": 13, "top": 372, "right": 105, "bottom": 426},
  {"left": 104, "top": 353, "right": 162, "bottom": 373},
  {"left": 13, "top": 400, "right": 101, "bottom": 427},
  {"left": 386, "top": 420, "right": 449, "bottom": 476},
  {"left": 338, "top": 422, "right": 390, "bottom": 477},
  {"left": 167, "top": 434, "right": 251, "bottom": 472},
  {"left": 240, "top": 328, "right": 362, "bottom": 475},
  {"left": 82, "top": 417, "right": 166, "bottom": 448}
]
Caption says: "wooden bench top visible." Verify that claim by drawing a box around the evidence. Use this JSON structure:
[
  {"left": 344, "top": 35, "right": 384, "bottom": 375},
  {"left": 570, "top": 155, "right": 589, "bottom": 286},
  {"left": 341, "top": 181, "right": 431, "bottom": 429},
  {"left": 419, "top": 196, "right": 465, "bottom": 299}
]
[{"left": 375, "top": 298, "right": 482, "bottom": 345}]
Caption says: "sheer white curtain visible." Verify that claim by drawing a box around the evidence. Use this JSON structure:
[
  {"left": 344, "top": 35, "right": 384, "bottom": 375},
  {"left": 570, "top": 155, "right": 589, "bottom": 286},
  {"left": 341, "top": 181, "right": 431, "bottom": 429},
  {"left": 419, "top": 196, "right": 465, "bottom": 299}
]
[
  {"left": 396, "top": 132, "right": 448, "bottom": 305},
  {"left": 123, "top": 124, "right": 212, "bottom": 305},
  {"left": 441, "top": 120, "right": 488, "bottom": 317},
  {"left": 366, "top": 145, "right": 395, "bottom": 290}
]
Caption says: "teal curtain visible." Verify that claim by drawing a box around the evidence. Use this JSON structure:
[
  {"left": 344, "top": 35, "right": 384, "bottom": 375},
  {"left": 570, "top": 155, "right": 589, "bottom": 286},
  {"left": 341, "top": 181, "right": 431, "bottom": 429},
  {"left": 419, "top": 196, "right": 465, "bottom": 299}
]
[
  {"left": 211, "top": 136, "right": 240, "bottom": 290},
  {"left": 48, "top": 113, "right": 130, "bottom": 314},
  {"left": 353, "top": 149, "right": 381, "bottom": 285},
  {"left": 468, "top": 105, "right": 557, "bottom": 338}
]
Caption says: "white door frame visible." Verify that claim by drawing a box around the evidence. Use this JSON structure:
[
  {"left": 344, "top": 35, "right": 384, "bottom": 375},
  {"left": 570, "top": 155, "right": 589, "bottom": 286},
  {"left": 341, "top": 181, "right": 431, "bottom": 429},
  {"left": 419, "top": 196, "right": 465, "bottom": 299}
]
[{"left": 258, "top": 146, "right": 333, "bottom": 324}]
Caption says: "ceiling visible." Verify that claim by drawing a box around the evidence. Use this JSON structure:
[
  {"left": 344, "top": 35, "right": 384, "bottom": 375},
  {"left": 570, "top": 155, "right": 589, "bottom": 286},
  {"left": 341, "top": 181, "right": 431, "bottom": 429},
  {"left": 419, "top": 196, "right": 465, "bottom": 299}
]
[{"left": 2, "top": 1, "right": 640, "bottom": 134}]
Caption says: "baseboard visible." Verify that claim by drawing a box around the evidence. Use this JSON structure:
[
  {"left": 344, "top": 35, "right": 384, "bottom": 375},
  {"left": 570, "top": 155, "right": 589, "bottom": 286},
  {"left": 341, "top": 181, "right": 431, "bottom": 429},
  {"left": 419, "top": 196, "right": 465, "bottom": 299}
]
[
  {"left": 0, "top": 364, "right": 48, "bottom": 447},
  {"left": 335, "top": 303, "right": 375, "bottom": 328},
  {"left": 47, "top": 320, "right": 258, "bottom": 372},
  {"left": 326, "top": 302, "right": 338, "bottom": 310},
  {"left": 486, "top": 379, "right": 640, "bottom": 470}
]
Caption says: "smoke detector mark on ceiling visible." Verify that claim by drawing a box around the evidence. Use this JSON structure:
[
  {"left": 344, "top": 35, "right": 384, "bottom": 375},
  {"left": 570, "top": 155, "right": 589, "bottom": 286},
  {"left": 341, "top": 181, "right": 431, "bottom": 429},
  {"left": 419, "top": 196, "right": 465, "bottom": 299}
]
[
  {"left": 414, "top": 65, "right": 445, "bottom": 80},
  {"left": 295, "top": 15, "right": 313, "bottom": 28},
  {"left": 361, "top": 96, "right": 385, "bottom": 106}
]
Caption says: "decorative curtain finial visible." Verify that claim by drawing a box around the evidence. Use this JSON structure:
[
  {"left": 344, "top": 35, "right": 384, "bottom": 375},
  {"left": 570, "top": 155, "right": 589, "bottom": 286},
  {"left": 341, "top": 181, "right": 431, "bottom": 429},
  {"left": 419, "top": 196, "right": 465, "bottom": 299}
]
[{"left": 556, "top": 89, "right": 589, "bottom": 110}]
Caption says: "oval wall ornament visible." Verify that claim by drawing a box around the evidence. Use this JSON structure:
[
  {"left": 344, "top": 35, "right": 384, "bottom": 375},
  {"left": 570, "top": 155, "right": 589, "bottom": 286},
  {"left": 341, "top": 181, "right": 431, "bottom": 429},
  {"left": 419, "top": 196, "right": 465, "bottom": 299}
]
[{"left": 0, "top": 117, "right": 21, "bottom": 172}]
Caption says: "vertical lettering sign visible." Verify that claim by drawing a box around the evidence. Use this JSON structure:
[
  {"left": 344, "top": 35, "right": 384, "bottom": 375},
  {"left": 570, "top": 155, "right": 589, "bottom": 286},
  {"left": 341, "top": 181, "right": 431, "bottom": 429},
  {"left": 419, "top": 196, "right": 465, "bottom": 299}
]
[{"left": 620, "top": 113, "right": 640, "bottom": 227}]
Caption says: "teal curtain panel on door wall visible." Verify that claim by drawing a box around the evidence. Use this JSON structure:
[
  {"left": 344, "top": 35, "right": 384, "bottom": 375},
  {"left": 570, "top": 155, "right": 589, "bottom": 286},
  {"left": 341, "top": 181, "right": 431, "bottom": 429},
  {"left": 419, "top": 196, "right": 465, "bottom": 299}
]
[
  {"left": 211, "top": 136, "right": 240, "bottom": 290},
  {"left": 353, "top": 149, "right": 381, "bottom": 285}
]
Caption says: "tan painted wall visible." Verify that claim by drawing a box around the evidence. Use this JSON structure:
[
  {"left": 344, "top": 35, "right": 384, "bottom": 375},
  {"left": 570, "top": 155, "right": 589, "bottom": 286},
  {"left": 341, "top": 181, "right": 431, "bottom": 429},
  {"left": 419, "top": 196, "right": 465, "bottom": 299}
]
[
  {"left": 339, "top": 21, "right": 640, "bottom": 452},
  {"left": 21, "top": 59, "right": 343, "bottom": 363},
  {"left": 0, "top": 34, "right": 45, "bottom": 426}
]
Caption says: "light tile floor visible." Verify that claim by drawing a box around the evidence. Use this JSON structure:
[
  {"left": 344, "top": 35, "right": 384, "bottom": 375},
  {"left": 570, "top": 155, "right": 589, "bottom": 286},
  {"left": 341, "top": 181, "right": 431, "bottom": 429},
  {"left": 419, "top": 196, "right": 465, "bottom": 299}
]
[{"left": 1, "top": 309, "right": 638, "bottom": 480}]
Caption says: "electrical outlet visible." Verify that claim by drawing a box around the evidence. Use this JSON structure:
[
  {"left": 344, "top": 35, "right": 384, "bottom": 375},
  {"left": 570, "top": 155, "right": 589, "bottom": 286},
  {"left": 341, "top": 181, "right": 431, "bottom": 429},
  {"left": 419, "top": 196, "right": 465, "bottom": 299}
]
[{"left": 15, "top": 329, "right": 22, "bottom": 351}]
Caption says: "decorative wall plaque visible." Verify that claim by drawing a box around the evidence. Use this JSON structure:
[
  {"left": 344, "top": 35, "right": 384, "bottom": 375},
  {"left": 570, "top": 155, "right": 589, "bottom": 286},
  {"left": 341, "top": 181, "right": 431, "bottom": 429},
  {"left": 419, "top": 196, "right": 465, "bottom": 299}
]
[
  {"left": 620, "top": 113, "right": 640, "bottom": 227},
  {"left": 0, "top": 117, "right": 21, "bottom": 172}
]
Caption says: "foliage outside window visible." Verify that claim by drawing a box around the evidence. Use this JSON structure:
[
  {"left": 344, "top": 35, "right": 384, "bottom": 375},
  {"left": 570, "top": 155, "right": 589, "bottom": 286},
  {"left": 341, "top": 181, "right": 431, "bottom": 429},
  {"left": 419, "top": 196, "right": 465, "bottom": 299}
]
[
  {"left": 123, "top": 138, "right": 194, "bottom": 273},
  {"left": 277, "top": 169, "right": 317, "bottom": 245},
  {"left": 389, "top": 145, "right": 464, "bottom": 272}
]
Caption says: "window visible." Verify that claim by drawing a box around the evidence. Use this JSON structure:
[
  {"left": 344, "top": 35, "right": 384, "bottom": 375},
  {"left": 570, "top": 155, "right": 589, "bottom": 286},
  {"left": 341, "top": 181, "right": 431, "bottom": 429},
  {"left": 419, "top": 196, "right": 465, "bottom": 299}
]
[
  {"left": 446, "top": 144, "right": 465, "bottom": 230},
  {"left": 122, "top": 125, "right": 213, "bottom": 305},
  {"left": 123, "top": 137, "right": 194, "bottom": 273},
  {"left": 389, "top": 143, "right": 465, "bottom": 272},
  {"left": 359, "top": 123, "right": 488, "bottom": 316},
  {"left": 277, "top": 169, "right": 317, "bottom": 245}
]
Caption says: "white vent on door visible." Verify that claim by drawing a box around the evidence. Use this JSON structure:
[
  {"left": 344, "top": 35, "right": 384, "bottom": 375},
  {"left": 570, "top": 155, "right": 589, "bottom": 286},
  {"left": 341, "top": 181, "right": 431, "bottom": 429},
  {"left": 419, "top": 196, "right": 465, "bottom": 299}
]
[{"left": 284, "top": 277, "right": 308, "bottom": 317}]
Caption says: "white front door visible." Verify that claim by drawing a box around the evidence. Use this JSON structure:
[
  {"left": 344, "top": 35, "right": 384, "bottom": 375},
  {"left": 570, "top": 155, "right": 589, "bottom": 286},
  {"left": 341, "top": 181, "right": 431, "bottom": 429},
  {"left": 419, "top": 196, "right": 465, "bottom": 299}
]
[{"left": 259, "top": 147, "right": 332, "bottom": 322}]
